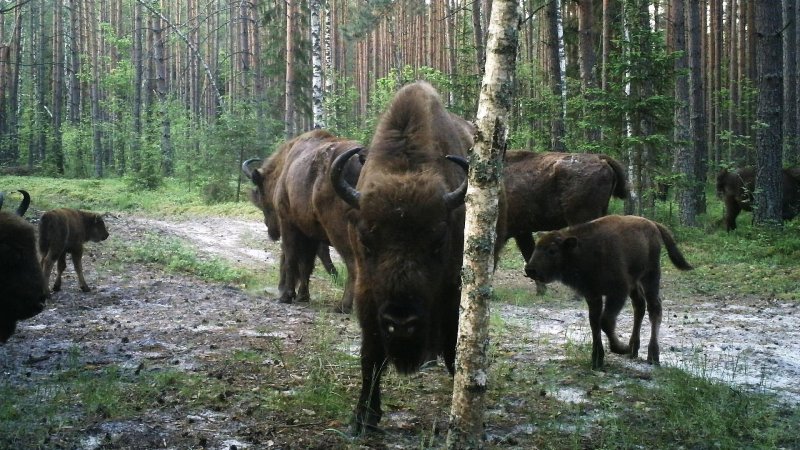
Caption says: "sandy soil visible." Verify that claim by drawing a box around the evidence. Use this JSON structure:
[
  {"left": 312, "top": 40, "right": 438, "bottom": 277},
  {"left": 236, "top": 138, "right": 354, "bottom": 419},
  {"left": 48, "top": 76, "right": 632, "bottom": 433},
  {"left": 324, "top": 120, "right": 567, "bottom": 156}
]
[{"left": 2, "top": 212, "right": 798, "bottom": 449}]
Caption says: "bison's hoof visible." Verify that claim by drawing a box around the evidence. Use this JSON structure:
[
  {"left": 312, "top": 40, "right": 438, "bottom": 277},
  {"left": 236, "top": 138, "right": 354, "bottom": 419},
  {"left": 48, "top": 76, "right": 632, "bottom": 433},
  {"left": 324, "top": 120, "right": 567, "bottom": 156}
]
[
  {"left": 52, "top": 285, "right": 61, "bottom": 292},
  {"left": 277, "top": 297, "right": 293, "bottom": 304},
  {"left": 350, "top": 421, "right": 385, "bottom": 436},
  {"left": 80, "top": 286, "right": 91, "bottom": 293}
]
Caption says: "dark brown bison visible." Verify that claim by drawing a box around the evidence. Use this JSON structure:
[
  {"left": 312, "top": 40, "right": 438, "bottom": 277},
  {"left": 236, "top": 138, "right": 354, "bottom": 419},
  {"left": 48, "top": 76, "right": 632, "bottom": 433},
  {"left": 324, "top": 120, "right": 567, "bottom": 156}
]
[
  {"left": 716, "top": 167, "right": 800, "bottom": 231},
  {"left": 502, "top": 150, "right": 629, "bottom": 293},
  {"left": 524, "top": 215, "right": 693, "bottom": 370},
  {"left": 332, "top": 81, "right": 506, "bottom": 433},
  {"left": 39, "top": 208, "right": 110, "bottom": 292},
  {"left": 1, "top": 190, "right": 47, "bottom": 343},
  {"left": 244, "top": 129, "right": 362, "bottom": 312},
  {"left": 242, "top": 158, "right": 339, "bottom": 278}
]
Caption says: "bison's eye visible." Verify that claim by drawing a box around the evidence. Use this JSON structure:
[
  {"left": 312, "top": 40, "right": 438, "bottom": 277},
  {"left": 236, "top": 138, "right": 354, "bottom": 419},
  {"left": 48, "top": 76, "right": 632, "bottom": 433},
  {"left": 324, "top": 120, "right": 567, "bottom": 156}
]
[{"left": 546, "top": 246, "right": 559, "bottom": 257}]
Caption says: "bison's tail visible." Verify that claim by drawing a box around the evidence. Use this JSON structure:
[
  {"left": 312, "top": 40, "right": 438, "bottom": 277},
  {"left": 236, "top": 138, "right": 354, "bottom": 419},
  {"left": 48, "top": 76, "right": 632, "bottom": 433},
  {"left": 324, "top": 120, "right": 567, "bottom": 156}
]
[
  {"left": 655, "top": 223, "right": 693, "bottom": 271},
  {"left": 600, "top": 155, "right": 630, "bottom": 200}
]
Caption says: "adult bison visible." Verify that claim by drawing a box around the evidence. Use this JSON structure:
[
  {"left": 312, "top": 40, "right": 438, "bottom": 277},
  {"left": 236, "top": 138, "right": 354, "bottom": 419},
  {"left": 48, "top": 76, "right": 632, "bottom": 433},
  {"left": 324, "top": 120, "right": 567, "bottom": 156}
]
[
  {"left": 716, "top": 167, "right": 800, "bottom": 231},
  {"left": 39, "top": 208, "right": 110, "bottom": 292},
  {"left": 242, "top": 157, "right": 339, "bottom": 278},
  {"left": 502, "top": 150, "right": 629, "bottom": 292},
  {"left": 332, "top": 81, "right": 506, "bottom": 433},
  {"left": 1, "top": 190, "right": 48, "bottom": 343},
  {"left": 525, "top": 215, "right": 692, "bottom": 370},
  {"left": 244, "top": 129, "right": 362, "bottom": 312}
]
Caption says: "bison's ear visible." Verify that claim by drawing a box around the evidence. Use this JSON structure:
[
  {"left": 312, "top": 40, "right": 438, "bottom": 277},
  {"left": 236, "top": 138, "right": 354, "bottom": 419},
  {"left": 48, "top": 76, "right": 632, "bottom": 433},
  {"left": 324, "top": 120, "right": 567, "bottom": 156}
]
[{"left": 561, "top": 236, "right": 578, "bottom": 252}]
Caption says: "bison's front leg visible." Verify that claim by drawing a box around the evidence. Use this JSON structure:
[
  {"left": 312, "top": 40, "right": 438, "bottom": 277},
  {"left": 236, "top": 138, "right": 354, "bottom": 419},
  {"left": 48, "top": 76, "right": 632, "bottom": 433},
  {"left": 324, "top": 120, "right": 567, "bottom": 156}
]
[
  {"left": 351, "top": 328, "right": 386, "bottom": 435},
  {"left": 585, "top": 295, "right": 605, "bottom": 370}
]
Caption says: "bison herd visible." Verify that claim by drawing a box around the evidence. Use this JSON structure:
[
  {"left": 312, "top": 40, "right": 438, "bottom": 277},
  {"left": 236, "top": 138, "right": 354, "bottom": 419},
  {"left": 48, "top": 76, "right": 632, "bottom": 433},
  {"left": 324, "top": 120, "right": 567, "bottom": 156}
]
[
  {"left": 0, "top": 190, "right": 108, "bottom": 343},
  {"left": 3, "top": 81, "right": 799, "bottom": 435}
]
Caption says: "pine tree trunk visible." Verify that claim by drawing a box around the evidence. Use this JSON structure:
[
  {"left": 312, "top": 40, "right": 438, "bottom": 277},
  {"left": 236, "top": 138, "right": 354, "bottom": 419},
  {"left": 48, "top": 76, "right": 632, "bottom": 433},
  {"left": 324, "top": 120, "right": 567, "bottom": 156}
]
[
  {"left": 782, "top": 0, "right": 796, "bottom": 164},
  {"left": 446, "top": 0, "right": 518, "bottom": 447},
  {"left": 688, "top": 0, "right": 706, "bottom": 215},
  {"left": 52, "top": 0, "right": 65, "bottom": 174},
  {"left": 578, "top": 0, "right": 599, "bottom": 142},
  {"left": 284, "top": 0, "right": 296, "bottom": 137},
  {"left": 671, "top": 0, "right": 695, "bottom": 226},
  {"left": 150, "top": 2, "right": 172, "bottom": 176},
  {"left": 132, "top": 0, "right": 143, "bottom": 173},
  {"left": 754, "top": 0, "right": 784, "bottom": 226}
]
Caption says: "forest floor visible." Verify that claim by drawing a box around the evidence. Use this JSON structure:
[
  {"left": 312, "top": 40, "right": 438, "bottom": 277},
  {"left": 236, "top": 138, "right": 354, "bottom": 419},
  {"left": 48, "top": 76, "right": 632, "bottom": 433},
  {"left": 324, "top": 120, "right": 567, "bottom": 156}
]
[{"left": 2, "top": 212, "right": 799, "bottom": 449}]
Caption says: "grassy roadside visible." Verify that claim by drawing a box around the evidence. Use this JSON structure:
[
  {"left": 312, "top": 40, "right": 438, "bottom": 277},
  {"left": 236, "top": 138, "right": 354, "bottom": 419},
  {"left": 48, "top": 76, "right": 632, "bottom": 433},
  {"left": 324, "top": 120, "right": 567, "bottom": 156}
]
[{"left": 2, "top": 176, "right": 799, "bottom": 448}]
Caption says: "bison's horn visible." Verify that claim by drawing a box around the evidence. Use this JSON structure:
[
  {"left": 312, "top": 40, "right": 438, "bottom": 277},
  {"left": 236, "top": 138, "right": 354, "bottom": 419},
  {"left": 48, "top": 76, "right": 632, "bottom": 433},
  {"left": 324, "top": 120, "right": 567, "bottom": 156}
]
[
  {"left": 331, "top": 147, "right": 363, "bottom": 209},
  {"left": 241, "top": 158, "right": 262, "bottom": 180},
  {"left": 443, "top": 155, "right": 469, "bottom": 210},
  {"left": 16, "top": 190, "right": 30, "bottom": 217}
]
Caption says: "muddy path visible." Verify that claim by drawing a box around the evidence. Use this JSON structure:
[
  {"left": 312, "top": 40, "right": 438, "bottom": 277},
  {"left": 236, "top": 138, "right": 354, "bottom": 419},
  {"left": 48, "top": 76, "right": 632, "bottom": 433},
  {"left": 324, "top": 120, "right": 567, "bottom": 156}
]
[{"left": 2, "top": 212, "right": 798, "bottom": 449}]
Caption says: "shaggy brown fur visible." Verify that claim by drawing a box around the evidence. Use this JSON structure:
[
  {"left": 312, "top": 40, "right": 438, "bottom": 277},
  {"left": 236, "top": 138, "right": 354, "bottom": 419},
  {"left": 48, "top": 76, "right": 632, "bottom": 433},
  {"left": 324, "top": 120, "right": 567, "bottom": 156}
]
[
  {"left": 1, "top": 192, "right": 47, "bottom": 343},
  {"left": 716, "top": 167, "right": 800, "bottom": 231},
  {"left": 502, "top": 150, "right": 629, "bottom": 293},
  {"left": 525, "top": 215, "right": 692, "bottom": 370},
  {"left": 332, "top": 81, "right": 507, "bottom": 433},
  {"left": 244, "top": 129, "right": 362, "bottom": 312},
  {"left": 39, "top": 208, "right": 109, "bottom": 292}
]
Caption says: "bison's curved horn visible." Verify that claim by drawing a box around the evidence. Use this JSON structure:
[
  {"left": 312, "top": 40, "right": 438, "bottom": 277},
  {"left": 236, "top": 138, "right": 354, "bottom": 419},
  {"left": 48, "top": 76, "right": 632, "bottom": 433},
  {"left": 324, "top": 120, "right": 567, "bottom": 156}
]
[
  {"left": 331, "top": 147, "right": 363, "bottom": 209},
  {"left": 16, "top": 190, "right": 30, "bottom": 216},
  {"left": 443, "top": 155, "right": 469, "bottom": 210},
  {"left": 241, "top": 158, "right": 262, "bottom": 180}
]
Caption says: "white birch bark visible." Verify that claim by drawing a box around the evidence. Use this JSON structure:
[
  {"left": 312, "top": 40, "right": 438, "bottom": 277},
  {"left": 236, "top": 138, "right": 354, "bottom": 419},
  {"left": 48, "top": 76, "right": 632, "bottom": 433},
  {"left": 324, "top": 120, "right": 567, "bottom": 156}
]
[
  {"left": 446, "top": 0, "right": 519, "bottom": 447},
  {"left": 310, "top": 0, "right": 325, "bottom": 128}
]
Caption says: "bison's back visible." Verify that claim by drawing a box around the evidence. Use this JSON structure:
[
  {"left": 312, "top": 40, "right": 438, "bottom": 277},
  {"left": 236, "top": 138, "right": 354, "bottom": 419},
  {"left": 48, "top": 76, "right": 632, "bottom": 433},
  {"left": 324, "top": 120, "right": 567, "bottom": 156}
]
[
  {"left": 503, "top": 151, "right": 619, "bottom": 234},
  {"left": 39, "top": 208, "right": 86, "bottom": 255}
]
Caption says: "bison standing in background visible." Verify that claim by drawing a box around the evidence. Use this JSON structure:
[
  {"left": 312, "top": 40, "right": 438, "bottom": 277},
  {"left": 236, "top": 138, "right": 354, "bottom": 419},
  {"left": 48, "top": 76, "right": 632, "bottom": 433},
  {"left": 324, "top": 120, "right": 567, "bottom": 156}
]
[
  {"left": 525, "top": 215, "right": 693, "bottom": 370},
  {"left": 716, "top": 167, "right": 800, "bottom": 231},
  {"left": 1, "top": 190, "right": 47, "bottom": 343},
  {"left": 244, "top": 129, "right": 363, "bottom": 312},
  {"left": 332, "top": 81, "right": 506, "bottom": 433},
  {"left": 39, "top": 208, "right": 109, "bottom": 292},
  {"left": 242, "top": 157, "right": 339, "bottom": 278},
  {"left": 502, "top": 150, "right": 629, "bottom": 293}
]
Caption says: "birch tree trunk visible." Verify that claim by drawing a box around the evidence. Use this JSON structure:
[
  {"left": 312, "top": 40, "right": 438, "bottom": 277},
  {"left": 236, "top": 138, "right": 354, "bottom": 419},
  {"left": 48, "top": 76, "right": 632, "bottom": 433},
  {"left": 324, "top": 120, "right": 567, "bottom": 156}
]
[
  {"left": 446, "top": 0, "right": 518, "bottom": 447},
  {"left": 754, "top": 0, "right": 784, "bottom": 226},
  {"left": 310, "top": 0, "right": 325, "bottom": 128}
]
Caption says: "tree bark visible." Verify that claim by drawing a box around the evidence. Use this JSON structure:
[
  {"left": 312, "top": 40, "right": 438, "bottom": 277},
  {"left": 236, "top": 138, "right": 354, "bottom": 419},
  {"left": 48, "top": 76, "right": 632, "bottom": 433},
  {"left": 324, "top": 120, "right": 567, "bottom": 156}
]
[
  {"left": 311, "top": 0, "right": 325, "bottom": 128},
  {"left": 687, "top": 0, "right": 706, "bottom": 215},
  {"left": 52, "top": 0, "right": 65, "bottom": 174},
  {"left": 285, "top": 0, "right": 296, "bottom": 137},
  {"left": 578, "top": 0, "right": 599, "bottom": 142},
  {"left": 150, "top": 1, "right": 173, "bottom": 176},
  {"left": 754, "top": 0, "right": 784, "bottom": 226},
  {"left": 545, "top": 0, "right": 565, "bottom": 151},
  {"left": 446, "top": 0, "right": 518, "bottom": 447},
  {"left": 782, "top": 0, "right": 796, "bottom": 164},
  {"left": 671, "top": 0, "right": 695, "bottom": 225}
]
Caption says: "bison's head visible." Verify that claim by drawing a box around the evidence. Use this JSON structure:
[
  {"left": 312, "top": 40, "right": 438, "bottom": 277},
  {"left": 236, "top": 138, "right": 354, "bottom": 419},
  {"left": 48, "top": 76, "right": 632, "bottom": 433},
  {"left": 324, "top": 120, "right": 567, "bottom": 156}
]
[
  {"left": 524, "top": 231, "right": 575, "bottom": 284},
  {"left": 242, "top": 158, "right": 281, "bottom": 241},
  {"left": 332, "top": 149, "right": 468, "bottom": 373},
  {"left": 1, "top": 212, "right": 48, "bottom": 343},
  {"left": 88, "top": 214, "right": 110, "bottom": 242}
]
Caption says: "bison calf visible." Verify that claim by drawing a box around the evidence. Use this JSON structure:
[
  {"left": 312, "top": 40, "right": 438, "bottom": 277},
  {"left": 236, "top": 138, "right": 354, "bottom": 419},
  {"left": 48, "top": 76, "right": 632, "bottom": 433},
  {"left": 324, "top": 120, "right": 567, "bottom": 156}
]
[
  {"left": 1, "top": 190, "right": 48, "bottom": 343},
  {"left": 39, "top": 208, "right": 109, "bottom": 292},
  {"left": 525, "top": 215, "right": 693, "bottom": 370}
]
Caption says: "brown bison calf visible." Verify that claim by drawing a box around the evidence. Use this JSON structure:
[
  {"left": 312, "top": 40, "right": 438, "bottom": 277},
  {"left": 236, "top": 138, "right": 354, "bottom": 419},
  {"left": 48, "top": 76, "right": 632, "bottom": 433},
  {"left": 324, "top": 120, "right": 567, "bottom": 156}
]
[
  {"left": 1, "top": 190, "right": 48, "bottom": 342},
  {"left": 39, "top": 208, "right": 109, "bottom": 292},
  {"left": 525, "top": 215, "right": 693, "bottom": 370}
]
